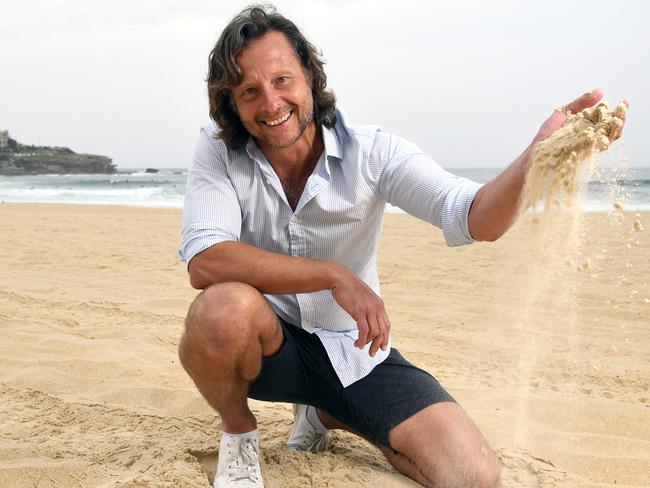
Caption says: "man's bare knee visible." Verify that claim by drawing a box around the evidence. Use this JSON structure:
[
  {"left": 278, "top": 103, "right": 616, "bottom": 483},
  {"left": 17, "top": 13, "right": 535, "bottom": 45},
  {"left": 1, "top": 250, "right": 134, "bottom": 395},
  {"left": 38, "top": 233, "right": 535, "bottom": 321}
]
[
  {"left": 441, "top": 429, "right": 502, "bottom": 488},
  {"left": 179, "top": 282, "right": 278, "bottom": 374},
  {"left": 475, "top": 457, "right": 501, "bottom": 488},
  {"left": 184, "top": 282, "right": 267, "bottom": 339}
]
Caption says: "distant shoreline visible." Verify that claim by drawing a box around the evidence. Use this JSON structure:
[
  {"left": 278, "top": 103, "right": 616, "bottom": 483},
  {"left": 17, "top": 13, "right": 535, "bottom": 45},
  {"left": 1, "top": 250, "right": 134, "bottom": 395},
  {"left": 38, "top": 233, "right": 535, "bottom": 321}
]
[{"left": 2, "top": 168, "right": 649, "bottom": 211}]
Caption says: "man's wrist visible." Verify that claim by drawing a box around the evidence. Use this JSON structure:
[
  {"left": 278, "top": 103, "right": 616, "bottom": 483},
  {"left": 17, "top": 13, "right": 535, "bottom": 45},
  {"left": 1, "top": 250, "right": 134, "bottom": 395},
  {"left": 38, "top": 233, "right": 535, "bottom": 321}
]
[
  {"left": 521, "top": 144, "right": 536, "bottom": 173},
  {"left": 325, "top": 262, "right": 349, "bottom": 290}
]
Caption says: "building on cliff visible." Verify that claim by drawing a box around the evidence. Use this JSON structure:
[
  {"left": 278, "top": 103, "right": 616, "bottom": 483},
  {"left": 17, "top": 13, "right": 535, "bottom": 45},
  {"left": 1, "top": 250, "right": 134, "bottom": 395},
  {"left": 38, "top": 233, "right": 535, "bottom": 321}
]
[{"left": 0, "top": 130, "right": 9, "bottom": 148}]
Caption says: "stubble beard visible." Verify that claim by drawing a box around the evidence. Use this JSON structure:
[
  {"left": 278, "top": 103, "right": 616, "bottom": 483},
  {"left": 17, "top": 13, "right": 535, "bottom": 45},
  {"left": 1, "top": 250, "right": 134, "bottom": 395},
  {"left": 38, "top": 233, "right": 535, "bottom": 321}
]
[
  {"left": 264, "top": 104, "right": 314, "bottom": 149},
  {"left": 246, "top": 100, "right": 314, "bottom": 149}
]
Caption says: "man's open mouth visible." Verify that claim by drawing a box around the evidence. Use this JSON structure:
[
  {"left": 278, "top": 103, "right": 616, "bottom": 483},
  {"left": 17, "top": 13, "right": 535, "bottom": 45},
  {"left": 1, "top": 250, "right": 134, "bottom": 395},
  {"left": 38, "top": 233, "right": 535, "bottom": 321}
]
[{"left": 262, "top": 110, "right": 292, "bottom": 126}]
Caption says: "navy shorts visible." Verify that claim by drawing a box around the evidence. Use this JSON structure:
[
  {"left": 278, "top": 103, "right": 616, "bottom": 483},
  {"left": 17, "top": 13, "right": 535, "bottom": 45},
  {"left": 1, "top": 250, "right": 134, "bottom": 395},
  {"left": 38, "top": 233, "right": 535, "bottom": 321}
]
[{"left": 248, "top": 317, "right": 455, "bottom": 449}]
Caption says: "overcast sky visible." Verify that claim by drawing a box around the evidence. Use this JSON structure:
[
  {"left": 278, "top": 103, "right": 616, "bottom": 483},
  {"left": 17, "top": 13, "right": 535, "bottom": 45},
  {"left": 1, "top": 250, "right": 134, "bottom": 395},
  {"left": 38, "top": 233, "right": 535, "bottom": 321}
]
[{"left": 1, "top": 0, "right": 648, "bottom": 169}]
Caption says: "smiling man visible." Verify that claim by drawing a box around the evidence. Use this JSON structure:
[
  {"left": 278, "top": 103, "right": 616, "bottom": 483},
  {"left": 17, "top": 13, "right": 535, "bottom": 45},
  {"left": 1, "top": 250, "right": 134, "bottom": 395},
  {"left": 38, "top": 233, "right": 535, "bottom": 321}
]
[{"left": 178, "top": 5, "right": 624, "bottom": 488}]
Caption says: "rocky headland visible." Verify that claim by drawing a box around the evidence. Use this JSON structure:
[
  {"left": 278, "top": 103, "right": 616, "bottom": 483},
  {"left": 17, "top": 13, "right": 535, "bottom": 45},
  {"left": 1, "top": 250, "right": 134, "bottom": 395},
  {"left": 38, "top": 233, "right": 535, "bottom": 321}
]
[{"left": 0, "top": 132, "right": 115, "bottom": 175}]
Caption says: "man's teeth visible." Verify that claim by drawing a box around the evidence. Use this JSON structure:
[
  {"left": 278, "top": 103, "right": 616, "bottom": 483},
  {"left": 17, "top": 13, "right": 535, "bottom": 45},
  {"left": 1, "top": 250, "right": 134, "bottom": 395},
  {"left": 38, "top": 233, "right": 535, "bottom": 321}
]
[{"left": 265, "top": 111, "right": 291, "bottom": 126}]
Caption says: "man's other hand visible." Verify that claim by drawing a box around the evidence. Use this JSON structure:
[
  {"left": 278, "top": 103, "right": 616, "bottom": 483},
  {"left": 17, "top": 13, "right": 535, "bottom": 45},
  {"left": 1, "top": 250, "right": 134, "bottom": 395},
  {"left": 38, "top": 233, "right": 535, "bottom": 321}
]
[{"left": 330, "top": 267, "right": 391, "bottom": 357}]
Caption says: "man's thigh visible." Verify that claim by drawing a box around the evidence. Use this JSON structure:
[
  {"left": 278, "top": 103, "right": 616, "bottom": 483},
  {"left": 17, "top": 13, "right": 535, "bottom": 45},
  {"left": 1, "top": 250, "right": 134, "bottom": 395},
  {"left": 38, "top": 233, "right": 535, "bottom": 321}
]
[
  {"left": 332, "top": 348, "right": 455, "bottom": 449},
  {"left": 339, "top": 352, "right": 500, "bottom": 486},
  {"left": 388, "top": 402, "right": 501, "bottom": 486}
]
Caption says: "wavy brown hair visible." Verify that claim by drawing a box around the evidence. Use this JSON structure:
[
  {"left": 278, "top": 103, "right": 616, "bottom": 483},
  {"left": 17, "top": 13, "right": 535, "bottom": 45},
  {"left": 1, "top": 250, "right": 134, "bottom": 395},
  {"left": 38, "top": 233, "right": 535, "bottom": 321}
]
[{"left": 207, "top": 4, "right": 337, "bottom": 148}]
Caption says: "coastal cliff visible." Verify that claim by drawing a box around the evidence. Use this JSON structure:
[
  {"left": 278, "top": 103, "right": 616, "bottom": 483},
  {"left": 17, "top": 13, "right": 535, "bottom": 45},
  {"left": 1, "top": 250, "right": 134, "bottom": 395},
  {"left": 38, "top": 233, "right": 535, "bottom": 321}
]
[{"left": 0, "top": 132, "right": 116, "bottom": 175}]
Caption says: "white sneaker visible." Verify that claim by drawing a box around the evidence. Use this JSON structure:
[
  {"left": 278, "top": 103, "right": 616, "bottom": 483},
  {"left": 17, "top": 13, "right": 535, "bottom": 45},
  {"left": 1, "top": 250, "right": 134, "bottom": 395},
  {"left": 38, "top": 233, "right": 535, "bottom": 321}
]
[
  {"left": 214, "top": 431, "right": 264, "bottom": 487},
  {"left": 285, "top": 404, "right": 331, "bottom": 453}
]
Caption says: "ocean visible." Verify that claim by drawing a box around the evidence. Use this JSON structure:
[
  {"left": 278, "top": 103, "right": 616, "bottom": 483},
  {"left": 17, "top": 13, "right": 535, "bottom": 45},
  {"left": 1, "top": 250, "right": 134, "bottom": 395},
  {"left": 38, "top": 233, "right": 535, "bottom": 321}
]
[
  {"left": 0, "top": 170, "right": 187, "bottom": 208},
  {"left": 1, "top": 166, "right": 649, "bottom": 212}
]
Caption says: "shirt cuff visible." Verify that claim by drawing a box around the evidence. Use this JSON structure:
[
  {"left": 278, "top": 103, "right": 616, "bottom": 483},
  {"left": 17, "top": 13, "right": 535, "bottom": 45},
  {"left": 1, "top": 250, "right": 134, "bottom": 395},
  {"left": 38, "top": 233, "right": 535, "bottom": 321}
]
[
  {"left": 442, "top": 181, "right": 483, "bottom": 247},
  {"left": 179, "top": 234, "right": 235, "bottom": 264}
]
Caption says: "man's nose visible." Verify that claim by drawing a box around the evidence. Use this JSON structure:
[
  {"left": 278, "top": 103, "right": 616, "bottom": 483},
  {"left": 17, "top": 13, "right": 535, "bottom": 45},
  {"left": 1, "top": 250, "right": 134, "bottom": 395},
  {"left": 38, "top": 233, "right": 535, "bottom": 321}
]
[{"left": 259, "top": 86, "right": 283, "bottom": 114}]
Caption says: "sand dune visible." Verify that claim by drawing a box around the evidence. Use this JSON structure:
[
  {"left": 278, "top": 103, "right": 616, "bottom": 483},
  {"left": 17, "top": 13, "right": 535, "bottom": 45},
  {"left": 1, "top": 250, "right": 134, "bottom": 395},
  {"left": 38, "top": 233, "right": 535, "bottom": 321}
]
[{"left": 0, "top": 203, "right": 648, "bottom": 487}]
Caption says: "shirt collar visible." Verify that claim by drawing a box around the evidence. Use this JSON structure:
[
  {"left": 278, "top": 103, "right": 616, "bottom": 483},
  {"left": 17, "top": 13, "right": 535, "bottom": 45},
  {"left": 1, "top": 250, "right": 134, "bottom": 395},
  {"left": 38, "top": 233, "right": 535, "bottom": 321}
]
[
  {"left": 244, "top": 137, "right": 262, "bottom": 162},
  {"left": 322, "top": 124, "right": 343, "bottom": 161}
]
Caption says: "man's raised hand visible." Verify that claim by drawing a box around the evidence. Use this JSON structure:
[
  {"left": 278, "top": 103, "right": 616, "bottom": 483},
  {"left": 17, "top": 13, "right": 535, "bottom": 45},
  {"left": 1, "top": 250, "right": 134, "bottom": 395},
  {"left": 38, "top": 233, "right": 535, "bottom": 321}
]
[
  {"left": 533, "top": 88, "right": 629, "bottom": 145},
  {"left": 330, "top": 267, "right": 391, "bottom": 357}
]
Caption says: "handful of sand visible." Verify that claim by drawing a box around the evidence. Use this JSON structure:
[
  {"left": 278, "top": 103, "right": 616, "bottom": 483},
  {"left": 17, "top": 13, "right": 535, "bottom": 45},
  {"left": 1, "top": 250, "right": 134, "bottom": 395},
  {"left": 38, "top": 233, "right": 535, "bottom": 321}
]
[{"left": 524, "top": 101, "right": 627, "bottom": 209}]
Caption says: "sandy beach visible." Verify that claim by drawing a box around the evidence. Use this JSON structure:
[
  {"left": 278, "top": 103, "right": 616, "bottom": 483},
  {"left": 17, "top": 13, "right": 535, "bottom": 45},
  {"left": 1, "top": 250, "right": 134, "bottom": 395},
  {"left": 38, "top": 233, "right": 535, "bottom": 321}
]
[{"left": 0, "top": 202, "right": 648, "bottom": 487}]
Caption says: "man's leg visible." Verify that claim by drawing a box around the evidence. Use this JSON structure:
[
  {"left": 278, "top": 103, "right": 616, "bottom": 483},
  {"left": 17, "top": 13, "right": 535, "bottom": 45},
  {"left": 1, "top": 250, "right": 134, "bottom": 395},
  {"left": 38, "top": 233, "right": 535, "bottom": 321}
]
[
  {"left": 387, "top": 403, "right": 500, "bottom": 488},
  {"left": 317, "top": 410, "right": 434, "bottom": 487},
  {"left": 178, "top": 282, "right": 283, "bottom": 433},
  {"left": 319, "top": 404, "right": 500, "bottom": 488}
]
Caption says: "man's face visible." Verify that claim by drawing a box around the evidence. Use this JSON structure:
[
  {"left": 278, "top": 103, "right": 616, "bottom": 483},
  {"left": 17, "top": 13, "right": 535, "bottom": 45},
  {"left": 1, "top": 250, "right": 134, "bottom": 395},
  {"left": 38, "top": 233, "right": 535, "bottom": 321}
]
[{"left": 232, "top": 30, "right": 314, "bottom": 150}]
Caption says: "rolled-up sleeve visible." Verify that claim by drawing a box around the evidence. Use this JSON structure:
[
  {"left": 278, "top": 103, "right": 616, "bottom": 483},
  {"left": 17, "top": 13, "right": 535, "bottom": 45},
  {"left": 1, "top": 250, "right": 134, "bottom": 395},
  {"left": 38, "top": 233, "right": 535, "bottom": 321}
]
[
  {"left": 179, "top": 126, "right": 242, "bottom": 264},
  {"left": 377, "top": 133, "right": 483, "bottom": 247}
]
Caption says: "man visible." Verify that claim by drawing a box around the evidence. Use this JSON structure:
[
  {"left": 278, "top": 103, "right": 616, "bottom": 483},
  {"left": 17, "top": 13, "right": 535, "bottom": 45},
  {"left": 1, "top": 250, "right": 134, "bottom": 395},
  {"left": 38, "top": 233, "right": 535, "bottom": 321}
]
[{"left": 179, "top": 5, "right": 626, "bottom": 488}]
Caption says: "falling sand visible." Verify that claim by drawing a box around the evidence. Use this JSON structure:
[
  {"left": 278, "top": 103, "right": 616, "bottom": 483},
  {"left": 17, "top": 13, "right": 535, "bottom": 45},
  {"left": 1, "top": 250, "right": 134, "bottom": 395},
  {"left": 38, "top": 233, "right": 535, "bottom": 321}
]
[
  {"left": 499, "top": 99, "right": 649, "bottom": 486},
  {"left": 524, "top": 100, "right": 628, "bottom": 210}
]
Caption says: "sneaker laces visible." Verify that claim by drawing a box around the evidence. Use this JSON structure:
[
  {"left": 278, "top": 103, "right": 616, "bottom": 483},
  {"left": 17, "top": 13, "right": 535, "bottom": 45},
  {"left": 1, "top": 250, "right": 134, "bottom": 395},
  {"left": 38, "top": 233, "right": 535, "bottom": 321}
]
[
  {"left": 309, "top": 430, "right": 330, "bottom": 452},
  {"left": 225, "top": 437, "right": 261, "bottom": 484},
  {"left": 297, "top": 425, "right": 329, "bottom": 451}
]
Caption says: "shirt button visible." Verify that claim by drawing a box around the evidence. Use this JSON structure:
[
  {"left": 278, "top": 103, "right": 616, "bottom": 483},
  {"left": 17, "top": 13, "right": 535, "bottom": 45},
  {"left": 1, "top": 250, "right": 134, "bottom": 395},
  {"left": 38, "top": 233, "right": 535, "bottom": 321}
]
[{"left": 290, "top": 216, "right": 297, "bottom": 223}]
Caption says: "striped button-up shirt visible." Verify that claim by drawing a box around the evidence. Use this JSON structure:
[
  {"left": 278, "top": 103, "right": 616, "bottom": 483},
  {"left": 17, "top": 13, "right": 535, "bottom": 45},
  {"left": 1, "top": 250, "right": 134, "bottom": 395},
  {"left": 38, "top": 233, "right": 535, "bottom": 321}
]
[{"left": 180, "top": 108, "right": 482, "bottom": 387}]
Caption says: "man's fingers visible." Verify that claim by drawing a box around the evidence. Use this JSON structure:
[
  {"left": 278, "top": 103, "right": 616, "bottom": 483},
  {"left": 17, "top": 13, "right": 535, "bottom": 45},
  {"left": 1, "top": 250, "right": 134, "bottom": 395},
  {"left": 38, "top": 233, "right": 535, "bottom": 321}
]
[
  {"left": 380, "top": 314, "right": 391, "bottom": 351},
  {"left": 368, "top": 314, "right": 385, "bottom": 357},
  {"left": 609, "top": 117, "right": 625, "bottom": 140},
  {"left": 369, "top": 313, "right": 391, "bottom": 357},
  {"left": 597, "top": 100, "right": 629, "bottom": 144},
  {"left": 611, "top": 99, "right": 630, "bottom": 141},
  {"left": 365, "top": 313, "right": 380, "bottom": 345},
  {"left": 622, "top": 98, "right": 631, "bottom": 111},
  {"left": 564, "top": 88, "right": 604, "bottom": 115},
  {"left": 355, "top": 316, "right": 369, "bottom": 349},
  {"left": 369, "top": 334, "right": 383, "bottom": 358}
]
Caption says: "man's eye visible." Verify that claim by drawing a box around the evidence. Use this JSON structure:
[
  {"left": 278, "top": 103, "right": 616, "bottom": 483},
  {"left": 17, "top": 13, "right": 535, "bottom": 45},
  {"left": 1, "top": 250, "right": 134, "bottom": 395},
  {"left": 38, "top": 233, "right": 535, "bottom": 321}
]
[
  {"left": 242, "top": 87, "right": 256, "bottom": 96},
  {"left": 277, "top": 76, "right": 288, "bottom": 84}
]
